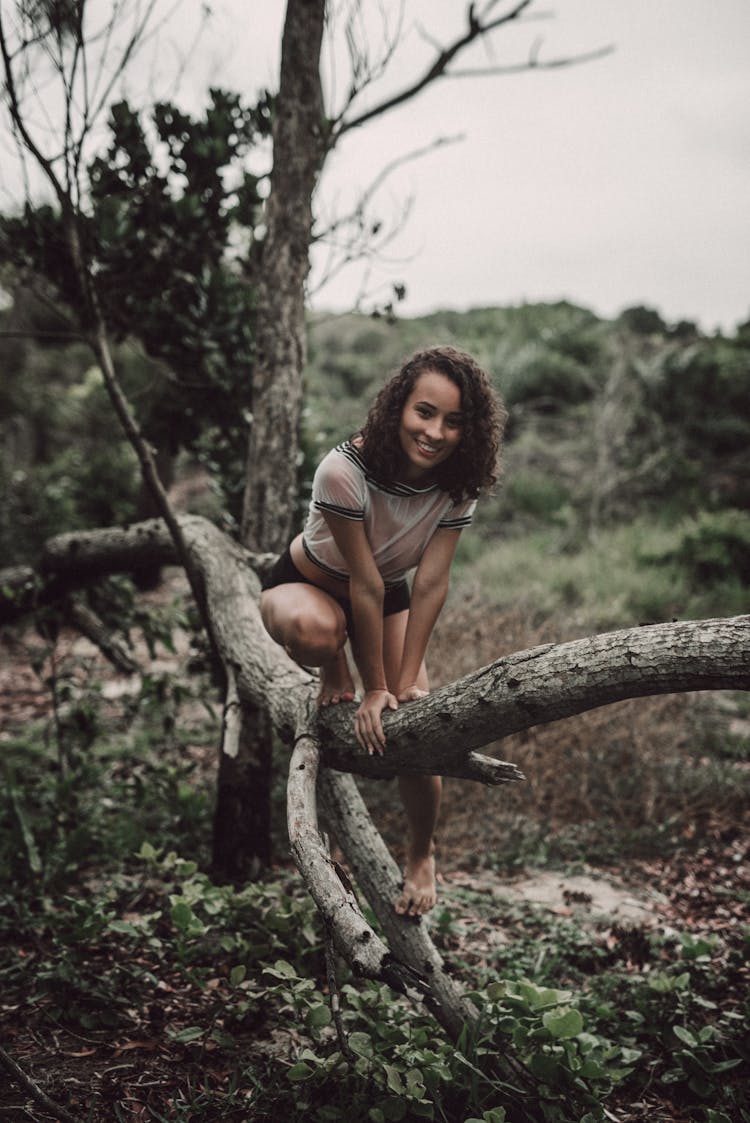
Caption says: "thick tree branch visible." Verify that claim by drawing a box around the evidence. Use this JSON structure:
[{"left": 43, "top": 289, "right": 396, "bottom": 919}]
[
  {"left": 287, "top": 718, "right": 422, "bottom": 991},
  {"left": 7, "top": 519, "right": 747, "bottom": 774},
  {"left": 318, "top": 618, "right": 749, "bottom": 774}
]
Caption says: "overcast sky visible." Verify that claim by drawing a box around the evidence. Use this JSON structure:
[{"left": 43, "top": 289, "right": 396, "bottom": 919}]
[
  {"left": 172, "top": 0, "right": 748, "bottom": 333},
  {"left": 3, "top": 1, "right": 748, "bottom": 332}
]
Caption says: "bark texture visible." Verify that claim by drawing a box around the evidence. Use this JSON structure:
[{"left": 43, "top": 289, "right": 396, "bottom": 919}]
[
  {"left": 235, "top": 0, "right": 328, "bottom": 871},
  {"left": 240, "top": 0, "right": 327, "bottom": 553}
]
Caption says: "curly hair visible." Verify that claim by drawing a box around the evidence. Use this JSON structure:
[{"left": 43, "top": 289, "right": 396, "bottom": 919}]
[{"left": 357, "top": 346, "right": 506, "bottom": 503}]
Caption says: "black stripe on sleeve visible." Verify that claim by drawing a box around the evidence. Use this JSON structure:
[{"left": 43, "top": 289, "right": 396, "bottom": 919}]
[
  {"left": 313, "top": 499, "right": 365, "bottom": 521},
  {"left": 437, "top": 515, "right": 473, "bottom": 529}
]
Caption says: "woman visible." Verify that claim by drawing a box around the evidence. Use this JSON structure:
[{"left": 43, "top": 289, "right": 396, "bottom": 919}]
[{"left": 261, "top": 346, "right": 505, "bottom": 916}]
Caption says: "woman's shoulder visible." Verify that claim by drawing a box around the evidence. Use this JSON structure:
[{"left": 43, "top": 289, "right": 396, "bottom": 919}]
[{"left": 318, "top": 439, "right": 367, "bottom": 479}]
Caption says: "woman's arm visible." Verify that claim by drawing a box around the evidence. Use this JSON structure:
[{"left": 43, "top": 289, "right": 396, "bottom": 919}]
[
  {"left": 321, "top": 512, "right": 397, "bottom": 754},
  {"left": 397, "top": 527, "right": 462, "bottom": 698}
]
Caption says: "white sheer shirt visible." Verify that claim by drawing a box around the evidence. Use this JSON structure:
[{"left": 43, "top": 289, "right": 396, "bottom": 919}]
[{"left": 302, "top": 441, "right": 476, "bottom": 588}]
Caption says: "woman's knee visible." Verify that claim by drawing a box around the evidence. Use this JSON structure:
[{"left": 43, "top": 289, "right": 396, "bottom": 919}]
[
  {"left": 261, "top": 587, "right": 347, "bottom": 662},
  {"left": 287, "top": 606, "right": 346, "bottom": 662}
]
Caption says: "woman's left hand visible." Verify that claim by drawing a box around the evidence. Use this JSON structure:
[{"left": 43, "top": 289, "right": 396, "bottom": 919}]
[{"left": 397, "top": 684, "right": 429, "bottom": 703}]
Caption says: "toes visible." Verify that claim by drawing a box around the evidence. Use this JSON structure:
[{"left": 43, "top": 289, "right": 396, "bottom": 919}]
[{"left": 394, "top": 890, "right": 411, "bottom": 916}]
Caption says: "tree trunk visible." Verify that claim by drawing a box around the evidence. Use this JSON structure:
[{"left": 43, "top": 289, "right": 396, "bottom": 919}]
[
  {"left": 212, "top": 699, "right": 273, "bottom": 880},
  {"left": 131, "top": 446, "right": 176, "bottom": 590},
  {"left": 233, "top": 0, "right": 328, "bottom": 875},
  {"left": 241, "top": 0, "right": 327, "bottom": 552}
]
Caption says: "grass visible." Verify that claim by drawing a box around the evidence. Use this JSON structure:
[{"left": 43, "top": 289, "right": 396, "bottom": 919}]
[{"left": 457, "top": 516, "right": 746, "bottom": 629}]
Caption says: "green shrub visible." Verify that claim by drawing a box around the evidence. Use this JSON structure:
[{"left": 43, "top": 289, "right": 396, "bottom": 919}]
[
  {"left": 668, "top": 509, "right": 750, "bottom": 587},
  {"left": 507, "top": 471, "right": 571, "bottom": 522},
  {"left": 504, "top": 351, "right": 595, "bottom": 410}
]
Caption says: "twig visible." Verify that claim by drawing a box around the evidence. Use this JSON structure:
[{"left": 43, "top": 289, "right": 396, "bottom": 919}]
[
  {"left": 320, "top": 832, "right": 355, "bottom": 1061},
  {"left": 324, "top": 920, "right": 354, "bottom": 1061},
  {"left": 0, "top": 1044, "right": 80, "bottom": 1123}
]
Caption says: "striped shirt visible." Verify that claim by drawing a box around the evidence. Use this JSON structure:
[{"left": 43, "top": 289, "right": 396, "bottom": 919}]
[{"left": 302, "top": 441, "right": 476, "bottom": 587}]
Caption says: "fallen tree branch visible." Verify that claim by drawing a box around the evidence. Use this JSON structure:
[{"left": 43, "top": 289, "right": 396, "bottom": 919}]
[
  {"left": 0, "top": 1043, "right": 79, "bottom": 1123},
  {"left": 287, "top": 711, "right": 423, "bottom": 993},
  {"left": 4, "top": 519, "right": 748, "bottom": 775},
  {"left": 2, "top": 513, "right": 747, "bottom": 1052},
  {"left": 65, "top": 596, "right": 138, "bottom": 675},
  {"left": 317, "top": 617, "right": 750, "bottom": 775}
]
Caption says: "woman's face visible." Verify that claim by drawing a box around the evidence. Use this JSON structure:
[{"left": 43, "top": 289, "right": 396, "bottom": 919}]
[{"left": 398, "top": 370, "right": 463, "bottom": 481}]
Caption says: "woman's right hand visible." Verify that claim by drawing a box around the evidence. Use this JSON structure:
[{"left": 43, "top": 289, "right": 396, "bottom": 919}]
[{"left": 355, "top": 689, "right": 398, "bottom": 755}]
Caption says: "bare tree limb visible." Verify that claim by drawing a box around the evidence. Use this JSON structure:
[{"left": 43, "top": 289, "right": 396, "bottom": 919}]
[
  {"left": 334, "top": 0, "right": 534, "bottom": 136},
  {"left": 65, "top": 596, "right": 139, "bottom": 674},
  {"left": 448, "top": 43, "right": 614, "bottom": 77},
  {"left": 287, "top": 717, "right": 422, "bottom": 990},
  {"left": 0, "top": 1044, "right": 79, "bottom": 1123}
]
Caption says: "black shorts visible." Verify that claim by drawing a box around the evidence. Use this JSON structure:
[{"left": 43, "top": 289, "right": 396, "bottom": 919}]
[{"left": 261, "top": 546, "right": 410, "bottom": 643}]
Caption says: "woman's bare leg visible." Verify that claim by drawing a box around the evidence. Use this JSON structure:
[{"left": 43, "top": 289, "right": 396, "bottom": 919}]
[
  {"left": 260, "top": 584, "right": 355, "bottom": 705},
  {"left": 378, "top": 610, "right": 441, "bottom": 917}
]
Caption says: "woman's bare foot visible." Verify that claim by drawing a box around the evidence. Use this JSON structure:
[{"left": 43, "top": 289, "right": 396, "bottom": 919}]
[
  {"left": 318, "top": 649, "right": 356, "bottom": 707},
  {"left": 394, "top": 848, "right": 437, "bottom": 917}
]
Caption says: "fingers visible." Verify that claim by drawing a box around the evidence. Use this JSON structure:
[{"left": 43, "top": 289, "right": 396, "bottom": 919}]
[
  {"left": 355, "top": 706, "right": 385, "bottom": 755},
  {"left": 354, "top": 691, "right": 397, "bottom": 755}
]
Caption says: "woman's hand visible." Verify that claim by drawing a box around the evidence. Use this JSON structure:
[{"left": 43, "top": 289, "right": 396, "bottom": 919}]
[
  {"left": 355, "top": 689, "right": 398, "bottom": 755},
  {"left": 397, "top": 683, "right": 429, "bottom": 703}
]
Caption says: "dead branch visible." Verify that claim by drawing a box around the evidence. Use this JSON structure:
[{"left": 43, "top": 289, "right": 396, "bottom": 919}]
[
  {"left": 0, "top": 1043, "right": 79, "bottom": 1123},
  {"left": 65, "top": 596, "right": 138, "bottom": 674}
]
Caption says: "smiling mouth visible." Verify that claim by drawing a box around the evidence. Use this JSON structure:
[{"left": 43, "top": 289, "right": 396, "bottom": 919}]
[{"left": 415, "top": 440, "right": 439, "bottom": 456}]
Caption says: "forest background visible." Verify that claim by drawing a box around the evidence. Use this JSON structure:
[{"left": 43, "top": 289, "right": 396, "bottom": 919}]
[{"left": 1, "top": 1, "right": 749, "bottom": 1121}]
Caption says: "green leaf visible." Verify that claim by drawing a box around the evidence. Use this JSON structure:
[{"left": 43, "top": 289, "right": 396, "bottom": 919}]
[
  {"left": 229, "top": 964, "right": 246, "bottom": 987},
  {"left": 529, "top": 1051, "right": 561, "bottom": 1083},
  {"left": 170, "top": 1026, "right": 203, "bottom": 1044},
  {"left": 673, "top": 1024, "right": 698, "bottom": 1048},
  {"left": 542, "top": 1006, "right": 584, "bottom": 1040},
  {"left": 383, "top": 1064, "right": 405, "bottom": 1095},
  {"left": 263, "top": 959, "right": 299, "bottom": 980},
  {"left": 306, "top": 1004, "right": 331, "bottom": 1029},
  {"left": 501, "top": 980, "right": 573, "bottom": 1010},
  {"left": 170, "top": 901, "right": 194, "bottom": 932},
  {"left": 368, "top": 1111, "right": 385, "bottom": 1123},
  {"left": 108, "top": 920, "right": 140, "bottom": 937},
  {"left": 348, "top": 1031, "right": 374, "bottom": 1058},
  {"left": 287, "top": 1062, "right": 313, "bottom": 1082}
]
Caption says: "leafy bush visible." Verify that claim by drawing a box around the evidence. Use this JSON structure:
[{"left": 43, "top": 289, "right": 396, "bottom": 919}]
[
  {"left": 502, "top": 350, "right": 596, "bottom": 410},
  {"left": 506, "top": 471, "right": 571, "bottom": 523},
  {"left": 668, "top": 509, "right": 750, "bottom": 587}
]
